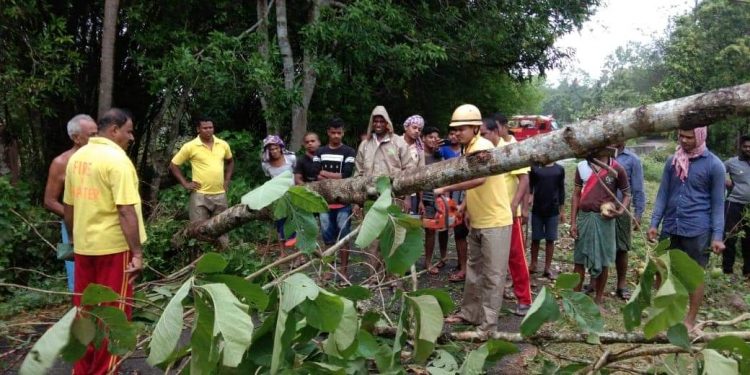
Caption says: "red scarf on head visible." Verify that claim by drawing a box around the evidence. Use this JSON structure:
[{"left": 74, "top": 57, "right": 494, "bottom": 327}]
[{"left": 672, "top": 127, "right": 707, "bottom": 182}]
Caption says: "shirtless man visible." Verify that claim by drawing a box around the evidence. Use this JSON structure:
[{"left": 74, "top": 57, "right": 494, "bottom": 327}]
[{"left": 43, "top": 114, "right": 98, "bottom": 292}]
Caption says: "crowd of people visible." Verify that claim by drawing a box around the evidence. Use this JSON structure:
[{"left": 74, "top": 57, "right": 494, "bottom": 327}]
[{"left": 36, "top": 103, "right": 746, "bottom": 372}]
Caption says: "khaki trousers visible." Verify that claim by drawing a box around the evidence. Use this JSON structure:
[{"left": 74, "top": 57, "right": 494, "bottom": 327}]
[
  {"left": 189, "top": 192, "right": 229, "bottom": 248},
  {"left": 459, "top": 225, "right": 511, "bottom": 332}
]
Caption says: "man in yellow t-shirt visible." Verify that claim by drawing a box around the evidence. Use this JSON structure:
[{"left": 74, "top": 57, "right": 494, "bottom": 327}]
[
  {"left": 63, "top": 108, "right": 146, "bottom": 375},
  {"left": 169, "top": 117, "right": 234, "bottom": 248},
  {"left": 434, "top": 104, "right": 512, "bottom": 333},
  {"left": 479, "top": 115, "right": 533, "bottom": 316}
]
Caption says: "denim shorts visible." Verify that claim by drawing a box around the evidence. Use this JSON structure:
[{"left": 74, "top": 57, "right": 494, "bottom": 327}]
[{"left": 531, "top": 212, "right": 559, "bottom": 241}]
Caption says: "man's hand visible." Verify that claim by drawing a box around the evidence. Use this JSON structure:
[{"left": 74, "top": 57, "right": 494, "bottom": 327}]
[
  {"left": 711, "top": 240, "right": 726, "bottom": 254},
  {"left": 418, "top": 201, "right": 425, "bottom": 216},
  {"left": 125, "top": 254, "right": 143, "bottom": 285},
  {"left": 223, "top": 180, "right": 231, "bottom": 192},
  {"left": 647, "top": 227, "right": 658, "bottom": 242},
  {"left": 433, "top": 187, "right": 445, "bottom": 196},
  {"left": 184, "top": 181, "right": 201, "bottom": 191},
  {"left": 559, "top": 212, "right": 566, "bottom": 225},
  {"left": 569, "top": 224, "right": 578, "bottom": 239}
]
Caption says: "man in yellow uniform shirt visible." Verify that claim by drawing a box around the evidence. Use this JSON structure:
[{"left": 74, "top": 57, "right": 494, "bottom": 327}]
[
  {"left": 169, "top": 116, "right": 234, "bottom": 248},
  {"left": 435, "top": 104, "right": 513, "bottom": 333},
  {"left": 63, "top": 108, "right": 147, "bottom": 375}
]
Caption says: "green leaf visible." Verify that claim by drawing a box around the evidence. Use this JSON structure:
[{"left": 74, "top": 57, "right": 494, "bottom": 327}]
[
  {"left": 273, "top": 199, "right": 290, "bottom": 220},
  {"left": 191, "top": 294, "right": 221, "bottom": 375},
  {"left": 240, "top": 170, "right": 293, "bottom": 209},
  {"left": 280, "top": 273, "right": 319, "bottom": 312},
  {"left": 287, "top": 186, "right": 329, "bottom": 213},
  {"left": 383, "top": 226, "right": 424, "bottom": 276},
  {"left": 202, "top": 274, "right": 268, "bottom": 311},
  {"left": 355, "top": 187, "right": 392, "bottom": 248},
  {"left": 702, "top": 348, "right": 739, "bottom": 375},
  {"left": 643, "top": 275, "right": 689, "bottom": 339},
  {"left": 147, "top": 277, "right": 193, "bottom": 366},
  {"left": 289, "top": 210, "right": 320, "bottom": 253},
  {"left": 520, "top": 286, "right": 560, "bottom": 337},
  {"left": 667, "top": 323, "right": 691, "bottom": 350},
  {"left": 459, "top": 339, "right": 518, "bottom": 374},
  {"left": 405, "top": 294, "right": 444, "bottom": 363},
  {"left": 198, "top": 283, "right": 254, "bottom": 367},
  {"left": 560, "top": 290, "right": 603, "bottom": 334},
  {"left": 71, "top": 315, "right": 96, "bottom": 346},
  {"left": 331, "top": 298, "right": 358, "bottom": 354},
  {"left": 654, "top": 238, "right": 672, "bottom": 256},
  {"left": 271, "top": 273, "right": 320, "bottom": 373},
  {"left": 81, "top": 284, "right": 120, "bottom": 305},
  {"left": 299, "top": 291, "right": 344, "bottom": 332},
  {"left": 89, "top": 306, "right": 137, "bottom": 355},
  {"left": 355, "top": 329, "right": 379, "bottom": 358},
  {"left": 668, "top": 250, "right": 705, "bottom": 293},
  {"left": 333, "top": 285, "right": 372, "bottom": 302},
  {"left": 623, "top": 259, "right": 657, "bottom": 331},
  {"left": 376, "top": 176, "right": 391, "bottom": 194},
  {"left": 554, "top": 273, "right": 581, "bottom": 290},
  {"left": 427, "top": 349, "right": 459, "bottom": 375},
  {"left": 195, "top": 252, "right": 228, "bottom": 274},
  {"left": 391, "top": 211, "right": 423, "bottom": 229},
  {"left": 20, "top": 307, "right": 77, "bottom": 375},
  {"left": 707, "top": 335, "right": 750, "bottom": 373},
  {"left": 409, "top": 289, "right": 455, "bottom": 315}
]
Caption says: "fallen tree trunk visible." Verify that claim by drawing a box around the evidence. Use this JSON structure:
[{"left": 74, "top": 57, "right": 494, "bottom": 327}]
[
  {"left": 173, "top": 82, "right": 750, "bottom": 245},
  {"left": 372, "top": 326, "right": 750, "bottom": 345}
]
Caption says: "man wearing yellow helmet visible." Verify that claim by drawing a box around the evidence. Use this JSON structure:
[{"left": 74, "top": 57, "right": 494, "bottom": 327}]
[{"left": 434, "top": 104, "right": 513, "bottom": 333}]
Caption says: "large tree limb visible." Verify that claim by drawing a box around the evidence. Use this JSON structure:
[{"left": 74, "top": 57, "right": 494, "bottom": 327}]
[{"left": 172, "top": 83, "right": 750, "bottom": 245}]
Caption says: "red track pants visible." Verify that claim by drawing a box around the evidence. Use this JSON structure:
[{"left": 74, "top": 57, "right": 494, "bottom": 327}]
[
  {"left": 508, "top": 218, "right": 532, "bottom": 305},
  {"left": 72, "top": 251, "right": 133, "bottom": 375}
]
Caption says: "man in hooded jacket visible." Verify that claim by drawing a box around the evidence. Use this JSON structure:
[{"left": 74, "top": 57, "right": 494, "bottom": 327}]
[{"left": 355, "top": 106, "right": 416, "bottom": 277}]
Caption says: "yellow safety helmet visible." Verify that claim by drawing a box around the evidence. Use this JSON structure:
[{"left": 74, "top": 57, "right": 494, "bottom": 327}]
[{"left": 449, "top": 104, "right": 483, "bottom": 127}]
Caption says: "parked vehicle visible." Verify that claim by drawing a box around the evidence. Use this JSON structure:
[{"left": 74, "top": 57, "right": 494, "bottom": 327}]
[{"left": 508, "top": 115, "right": 558, "bottom": 141}]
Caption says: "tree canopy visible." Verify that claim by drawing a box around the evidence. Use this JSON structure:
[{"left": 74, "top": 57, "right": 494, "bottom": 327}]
[{"left": 1, "top": 0, "right": 598, "bottom": 195}]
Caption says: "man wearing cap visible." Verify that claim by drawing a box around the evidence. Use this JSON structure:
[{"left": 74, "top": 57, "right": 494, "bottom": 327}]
[
  {"left": 169, "top": 117, "right": 234, "bottom": 249},
  {"left": 434, "top": 104, "right": 513, "bottom": 333}
]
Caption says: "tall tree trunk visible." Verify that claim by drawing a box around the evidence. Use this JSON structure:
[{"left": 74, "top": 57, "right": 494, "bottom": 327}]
[
  {"left": 275, "top": 0, "right": 297, "bottom": 146},
  {"left": 289, "top": 0, "right": 322, "bottom": 152},
  {"left": 172, "top": 83, "right": 750, "bottom": 246},
  {"left": 256, "top": 0, "right": 277, "bottom": 136},
  {"left": 97, "top": 0, "right": 120, "bottom": 118}
]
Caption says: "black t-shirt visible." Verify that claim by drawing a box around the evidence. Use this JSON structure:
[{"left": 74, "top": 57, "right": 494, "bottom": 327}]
[
  {"left": 529, "top": 163, "right": 566, "bottom": 217},
  {"left": 313, "top": 144, "right": 356, "bottom": 177},
  {"left": 294, "top": 154, "right": 318, "bottom": 182}
]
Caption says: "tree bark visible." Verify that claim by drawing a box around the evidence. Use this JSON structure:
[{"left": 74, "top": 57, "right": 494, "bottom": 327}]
[
  {"left": 171, "top": 82, "right": 750, "bottom": 246},
  {"left": 256, "top": 0, "right": 278, "bottom": 136},
  {"left": 275, "top": 0, "right": 296, "bottom": 144},
  {"left": 289, "top": 1, "right": 322, "bottom": 151},
  {"left": 98, "top": 0, "right": 120, "bottom": 118}
]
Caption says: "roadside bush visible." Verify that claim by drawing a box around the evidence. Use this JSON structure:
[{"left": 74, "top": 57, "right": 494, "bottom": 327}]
[{"left": 641, "top": 142, "right": 675, "bottom": 183}]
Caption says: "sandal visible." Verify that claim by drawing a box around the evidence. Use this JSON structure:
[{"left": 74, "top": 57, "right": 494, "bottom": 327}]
[
  {"left": 616, "top": 288, "right": 632, "bottom": 300},
  {"left": 449, "top": 271, "right": 466, "bottom": 282},
  {"left": 444, "top": 314, "right": 471, "bottom": 324}
]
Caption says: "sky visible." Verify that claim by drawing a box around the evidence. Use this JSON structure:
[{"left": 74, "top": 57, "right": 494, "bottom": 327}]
[{"left": 546, "top": 0, "right": 696, "bottom": 85}]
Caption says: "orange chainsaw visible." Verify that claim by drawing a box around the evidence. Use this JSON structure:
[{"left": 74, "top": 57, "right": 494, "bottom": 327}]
[{"left": 422, "top": 195, "right": 460, "bottom": 231}]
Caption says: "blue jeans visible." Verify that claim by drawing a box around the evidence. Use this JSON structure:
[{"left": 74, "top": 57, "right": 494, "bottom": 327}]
[
  {"left": 320, "top": 206, "right": 352, "bottom": 245},
  {"left": 61, "top": 221, "right": 75, "bottom": 292}
]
